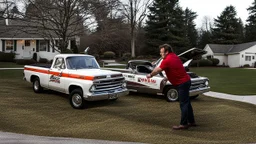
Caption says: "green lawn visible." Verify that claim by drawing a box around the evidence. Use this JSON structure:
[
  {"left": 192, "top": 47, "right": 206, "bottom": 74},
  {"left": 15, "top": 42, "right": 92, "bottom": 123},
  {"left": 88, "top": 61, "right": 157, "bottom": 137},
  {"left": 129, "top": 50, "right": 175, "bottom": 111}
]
[
  {"left": 0, "top": 62, "right": 24, "bottom": 68},
  {"left": 190, "top": 67, "right": 256, "bottom": 95},
  {"left": 0, "top": 69, "right": 255, "bottom": 144}
]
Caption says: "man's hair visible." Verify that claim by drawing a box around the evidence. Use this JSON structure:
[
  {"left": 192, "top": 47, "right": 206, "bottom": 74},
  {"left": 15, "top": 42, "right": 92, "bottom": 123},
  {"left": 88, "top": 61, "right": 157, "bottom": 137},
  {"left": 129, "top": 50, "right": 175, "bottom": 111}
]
[{"left": 159, "top": 44, "right": 174, "bottom": 53}]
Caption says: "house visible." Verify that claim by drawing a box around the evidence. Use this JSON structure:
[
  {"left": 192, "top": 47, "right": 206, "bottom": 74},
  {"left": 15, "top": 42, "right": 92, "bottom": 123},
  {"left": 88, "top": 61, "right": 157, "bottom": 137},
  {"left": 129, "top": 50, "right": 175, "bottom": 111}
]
[
  {"left": 203, "top": 42, "right": 256, "bottom": 68},
  {"left": 0, "top": 19, "right": 71, "bottom": 61}
]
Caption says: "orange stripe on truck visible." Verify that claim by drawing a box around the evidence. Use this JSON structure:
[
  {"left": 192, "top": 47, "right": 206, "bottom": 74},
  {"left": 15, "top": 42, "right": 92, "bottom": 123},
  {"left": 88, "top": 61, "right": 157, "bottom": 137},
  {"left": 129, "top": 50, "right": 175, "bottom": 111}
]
[
  {"left": 24, "top": 67, "right": 94, "bottom": 81},
  {"left": 24, "top": 67, "right": 48, "bottom": 74}
]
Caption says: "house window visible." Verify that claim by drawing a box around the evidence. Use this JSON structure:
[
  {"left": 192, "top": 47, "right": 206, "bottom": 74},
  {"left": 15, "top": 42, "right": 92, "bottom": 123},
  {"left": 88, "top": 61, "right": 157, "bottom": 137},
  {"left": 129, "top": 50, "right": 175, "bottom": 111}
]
[
  {"left": 245, "top": 56, "right": 251, "bottom": 61},
  {"left": 25, "top": 40, "right": 31, "bottom": 46},
  {"left": 39, "top": 40, "right": 48, "bottom": 51},
  {"left": 5, "top": 40, "right": 14, "bottom": 51},
  {"left": 242, "top": 54, "right": 243, "bottom": 58}
]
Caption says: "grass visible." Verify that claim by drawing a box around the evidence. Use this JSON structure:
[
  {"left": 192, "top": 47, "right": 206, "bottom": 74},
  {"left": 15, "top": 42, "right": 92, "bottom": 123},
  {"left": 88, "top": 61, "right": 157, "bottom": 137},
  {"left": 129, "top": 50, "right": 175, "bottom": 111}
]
[
  {"left": 0, "top": 62, "right": 24, "bottom": 68},
  {"left": 190, "top": 67, "right": 256, "bottom": 95},
  {"left": 0, "top": 69, "right": 256, "bottom": 144}
]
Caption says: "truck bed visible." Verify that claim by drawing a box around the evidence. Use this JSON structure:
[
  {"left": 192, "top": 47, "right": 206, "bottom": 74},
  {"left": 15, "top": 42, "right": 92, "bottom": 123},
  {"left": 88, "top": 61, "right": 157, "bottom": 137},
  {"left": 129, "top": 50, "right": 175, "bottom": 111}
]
[{"left": 28, "top": 63, "right": 52, "bottom": 69}]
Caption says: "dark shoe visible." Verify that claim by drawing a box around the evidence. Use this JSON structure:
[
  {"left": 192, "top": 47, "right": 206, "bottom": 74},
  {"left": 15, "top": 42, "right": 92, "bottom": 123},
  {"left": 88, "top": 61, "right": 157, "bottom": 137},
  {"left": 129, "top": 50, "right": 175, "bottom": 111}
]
[
  {"left": 188, "top": 123, "right": 197, "bottom": 127},
  {"left": 172, "top": 125, "right": 189, "bottom": 130}
]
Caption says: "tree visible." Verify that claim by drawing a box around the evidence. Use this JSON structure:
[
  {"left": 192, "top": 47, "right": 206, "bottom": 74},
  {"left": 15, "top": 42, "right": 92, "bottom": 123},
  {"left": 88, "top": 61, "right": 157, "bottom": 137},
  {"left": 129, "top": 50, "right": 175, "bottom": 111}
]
[
  {"left": 211, "top": 5, "right": 243, "bottom": 44},
  {"left": 22, "top": 0, "right": 93, "bottom": 53},
  {"left": 145, "top": 0, "right": 190, "bottom": 55},
  {"left": 184, "top": 8, "right": 198, "bottom": 48},
  {"left": 197, "top": 16, "right": 213, "bottom": 49},
  {"left": 82, "top": 0, "right": 130, "bottom": 57},
  {"left": 122, "top": 0, "right": 152, "bottom": 57},
  {"left": 0, "top": 0, "right": 16, "bottom": 18},
  {"left": 245, "top": 0, "right": 256, "bottom": 42}
]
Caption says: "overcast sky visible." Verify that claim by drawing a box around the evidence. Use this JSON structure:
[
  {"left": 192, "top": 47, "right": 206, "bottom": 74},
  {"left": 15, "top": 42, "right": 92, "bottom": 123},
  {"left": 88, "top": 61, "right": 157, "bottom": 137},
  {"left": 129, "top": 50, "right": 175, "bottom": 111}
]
[{"left": 179, "top": 0, "right": 254, "bottom": 28}]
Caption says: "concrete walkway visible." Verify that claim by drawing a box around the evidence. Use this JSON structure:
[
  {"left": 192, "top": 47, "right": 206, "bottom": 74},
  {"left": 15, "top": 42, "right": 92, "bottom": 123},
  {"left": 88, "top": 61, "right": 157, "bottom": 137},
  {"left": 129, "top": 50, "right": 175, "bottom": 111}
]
[
  {"left": 0, "top": 131, "right": 143, "bottom": 144},
  {"left": 204, "top": 91, "right": 256, "bottom": 105}
]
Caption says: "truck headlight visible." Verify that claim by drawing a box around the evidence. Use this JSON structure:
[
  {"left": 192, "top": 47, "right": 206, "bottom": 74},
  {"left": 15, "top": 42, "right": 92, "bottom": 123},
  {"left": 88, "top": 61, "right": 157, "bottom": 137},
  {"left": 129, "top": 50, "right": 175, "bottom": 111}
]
[
  {"left": 122, "top": 81, "right": 127, "bottom": 88},
  {"left": 90, "top": 85, "right": 96, "bottom": 92},
  {"left": 205, "top": 80, "right": 209, "bottom": 86}
]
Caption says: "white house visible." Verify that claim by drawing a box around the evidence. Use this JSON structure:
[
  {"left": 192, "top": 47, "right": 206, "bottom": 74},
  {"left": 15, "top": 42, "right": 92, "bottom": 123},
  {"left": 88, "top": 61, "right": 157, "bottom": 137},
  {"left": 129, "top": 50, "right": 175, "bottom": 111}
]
[
  {"left": 203, "top": 42, "right": 256, "bottom": 68},
  {"left": 0, "top": 19, "right": 71, "bottom": 61}
]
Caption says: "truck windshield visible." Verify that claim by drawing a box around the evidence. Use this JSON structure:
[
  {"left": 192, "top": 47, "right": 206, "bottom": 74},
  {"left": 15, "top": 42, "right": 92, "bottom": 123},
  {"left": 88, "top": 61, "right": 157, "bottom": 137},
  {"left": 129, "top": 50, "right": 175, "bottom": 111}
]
[{"left": 66, "top": 56, "right": 100, "bottom": 69}]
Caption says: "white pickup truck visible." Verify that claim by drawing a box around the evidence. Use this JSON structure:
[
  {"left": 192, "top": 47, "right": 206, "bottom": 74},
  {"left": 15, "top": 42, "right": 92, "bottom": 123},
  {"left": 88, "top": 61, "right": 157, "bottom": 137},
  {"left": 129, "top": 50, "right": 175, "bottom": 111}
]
[{"left": 23, "top": 54, "right": 128, "bottom": 109}]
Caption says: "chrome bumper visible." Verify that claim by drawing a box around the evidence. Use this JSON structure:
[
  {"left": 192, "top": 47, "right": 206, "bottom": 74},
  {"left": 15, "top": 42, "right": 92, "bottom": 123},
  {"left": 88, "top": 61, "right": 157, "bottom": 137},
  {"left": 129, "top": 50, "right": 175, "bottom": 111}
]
[
  {"left": 189, "top": 87, "right": 210, "bottom": 96},
  {"left": 85, "top": 88, "right": 129, "bottom": 101}
]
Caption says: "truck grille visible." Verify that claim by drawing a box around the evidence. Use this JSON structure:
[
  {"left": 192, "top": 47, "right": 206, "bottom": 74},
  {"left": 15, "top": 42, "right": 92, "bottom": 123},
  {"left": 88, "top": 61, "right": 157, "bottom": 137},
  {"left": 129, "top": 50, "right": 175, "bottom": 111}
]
[
  {"left": 190, "top": 80, "right": 206, "bottom": 90},
  {"left": 92, "top": 77, "right": 125, "bottom": 93}
]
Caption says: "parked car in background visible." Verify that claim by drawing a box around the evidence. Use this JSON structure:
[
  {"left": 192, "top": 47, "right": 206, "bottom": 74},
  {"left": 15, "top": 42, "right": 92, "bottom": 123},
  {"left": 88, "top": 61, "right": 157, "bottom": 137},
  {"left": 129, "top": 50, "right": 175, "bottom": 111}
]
[{"left": 104, "top": 48, "right": 210, "bottom": 102}]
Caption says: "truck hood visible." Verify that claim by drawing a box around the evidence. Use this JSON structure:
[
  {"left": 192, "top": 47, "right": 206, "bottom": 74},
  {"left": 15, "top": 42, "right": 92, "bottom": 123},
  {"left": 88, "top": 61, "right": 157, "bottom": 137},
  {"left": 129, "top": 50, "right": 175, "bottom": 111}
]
[
  {"left": 71, "top": 69, "right": 122, "bottom": 77},
  {"left": 154, "top": 48, "right": 206, "bottom": 68}
]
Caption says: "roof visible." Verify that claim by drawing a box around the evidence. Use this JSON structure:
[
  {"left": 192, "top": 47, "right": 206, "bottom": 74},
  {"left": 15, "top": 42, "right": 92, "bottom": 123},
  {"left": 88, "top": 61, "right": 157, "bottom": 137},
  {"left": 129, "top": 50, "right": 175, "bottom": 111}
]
[
  {"left": 207, "top": 41, "right": 256, "bottom": 54},
  {"left": 0, "top": 19, "right": 58, "bottom": 39}
]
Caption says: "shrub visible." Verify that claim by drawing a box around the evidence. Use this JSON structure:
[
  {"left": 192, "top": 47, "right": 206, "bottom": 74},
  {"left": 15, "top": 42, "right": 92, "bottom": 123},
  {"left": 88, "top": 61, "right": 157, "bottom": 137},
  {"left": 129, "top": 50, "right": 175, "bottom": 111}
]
[
  {"left": 136, "top": 55, "right": 145, "bottom": 59},
  {"left": 0, "top": 52, "right": 15, "bottom": 62},
  {"left": 121, "top": 53, "right": 131, "bottom": 61},
  {"left": 62, "top": 49, "right": 73, "bottom": 54},
  {"left": 16, "top": 59, "right": 36, "bottom": 65},
  {"left": 32, "top": 53, "right": 37, "bottom": 61},
  {"left": 243, "top": 64, "right": 250, "bottom": 67},
  {"left": 92, "top": 54, "right": 100, "bottom": 60},
  {"left": 209, "top": 58, "right": 220, "bottom": 66},
  {"left": 39, "top": 58, "right": 48, "bottom": 63},
  {"left": 199, "top": 59, "right": 213, "bottom": 67},
  {"left": 103, "top": 51, "right": 115, "bottom": 59}
]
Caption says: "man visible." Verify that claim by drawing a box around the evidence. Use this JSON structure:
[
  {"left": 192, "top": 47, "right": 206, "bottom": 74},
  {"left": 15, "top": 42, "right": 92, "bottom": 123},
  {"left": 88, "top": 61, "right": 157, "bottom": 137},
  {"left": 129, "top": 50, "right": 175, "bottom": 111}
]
[{"left": 146, "top": 44, "right": 196, "bottom": 130}]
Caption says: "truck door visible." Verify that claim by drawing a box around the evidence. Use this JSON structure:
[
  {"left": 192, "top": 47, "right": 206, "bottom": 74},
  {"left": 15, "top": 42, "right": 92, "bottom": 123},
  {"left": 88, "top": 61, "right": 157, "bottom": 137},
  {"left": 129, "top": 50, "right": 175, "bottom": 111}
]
[{"left": 48, "top": 57, "right": 65, "bottom": 92}]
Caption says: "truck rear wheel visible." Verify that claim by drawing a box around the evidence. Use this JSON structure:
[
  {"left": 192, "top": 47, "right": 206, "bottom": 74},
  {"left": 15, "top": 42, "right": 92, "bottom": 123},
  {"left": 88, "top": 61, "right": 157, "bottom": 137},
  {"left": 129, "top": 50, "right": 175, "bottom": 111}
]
[
  {"left": 33, "top": 77, "right": 43, "bottom": 93},
  {"left": 69, "top": 88, "right": 85, "bottom": 109},
  {"left": 164, "top": 86, "right": 179, "bottom": 102}
]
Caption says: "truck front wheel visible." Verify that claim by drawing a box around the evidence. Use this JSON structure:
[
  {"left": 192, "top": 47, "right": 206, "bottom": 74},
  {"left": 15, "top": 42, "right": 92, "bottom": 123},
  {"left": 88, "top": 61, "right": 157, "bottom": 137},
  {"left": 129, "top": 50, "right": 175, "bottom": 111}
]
[
  {"left": 69, "top": 89, "right": 85, "bottom": 109},
  {"left": 33, "top": 77, "right": 43, "bottom": 93},
  {"left": 164, "top": 86, "right": 179, "bottom": 102}
]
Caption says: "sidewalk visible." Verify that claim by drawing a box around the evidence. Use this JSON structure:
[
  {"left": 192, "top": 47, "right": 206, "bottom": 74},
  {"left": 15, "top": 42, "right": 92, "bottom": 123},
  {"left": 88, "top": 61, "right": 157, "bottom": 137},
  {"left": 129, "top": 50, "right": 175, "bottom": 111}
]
[
  {"left": 0, "top": 131, "right": 144, "bottom": 144},
  {"left": 204, "top": 91, "right": 256, "bottom": 105},
  {"left": 0, "top": 67, "right": 23, "bottom": 70}
]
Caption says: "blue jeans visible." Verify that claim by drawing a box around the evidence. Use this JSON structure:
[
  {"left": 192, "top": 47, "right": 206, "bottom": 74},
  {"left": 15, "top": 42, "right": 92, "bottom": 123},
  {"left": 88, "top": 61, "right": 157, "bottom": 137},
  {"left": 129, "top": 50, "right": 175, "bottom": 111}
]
[{"left": 177, "top": 80, "right": 195, "bottom": 125}]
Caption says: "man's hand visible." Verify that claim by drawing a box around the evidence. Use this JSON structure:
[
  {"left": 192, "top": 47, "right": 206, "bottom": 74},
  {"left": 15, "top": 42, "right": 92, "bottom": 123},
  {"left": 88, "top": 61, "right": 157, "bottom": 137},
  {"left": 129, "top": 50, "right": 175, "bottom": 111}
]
[{"left": 146, "top": 74, "right": 152, "bottom": 78}]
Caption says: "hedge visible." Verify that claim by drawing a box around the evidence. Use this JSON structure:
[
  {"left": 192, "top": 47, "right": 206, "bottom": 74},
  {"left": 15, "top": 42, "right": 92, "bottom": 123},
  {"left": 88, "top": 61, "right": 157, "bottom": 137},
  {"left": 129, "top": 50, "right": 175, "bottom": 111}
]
[
  {"left": 103, "top": 51, "right": 115, "bottom": 59},
  {"left": 0, "top": 52, "right": 15, "bottom": 62},
  {"left": 16, "top": 59, "right": 37, "bottom": 65}
]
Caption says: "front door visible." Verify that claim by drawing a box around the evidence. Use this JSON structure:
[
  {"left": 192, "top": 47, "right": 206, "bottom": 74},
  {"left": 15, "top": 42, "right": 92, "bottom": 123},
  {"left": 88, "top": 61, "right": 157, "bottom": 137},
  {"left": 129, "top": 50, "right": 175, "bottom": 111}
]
[{"left": 48, "top": 57, "right": 65, "bottom": 92}]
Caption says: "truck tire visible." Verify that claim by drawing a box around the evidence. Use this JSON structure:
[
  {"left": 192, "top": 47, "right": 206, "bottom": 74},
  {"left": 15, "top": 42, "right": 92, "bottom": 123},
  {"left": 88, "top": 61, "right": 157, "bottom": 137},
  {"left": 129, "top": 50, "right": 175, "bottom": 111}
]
[
  {"left": 69, "top": 88, "right": 85, "bottom": 109},
  {"left": 33, "top": 77, "right": 43, "bottom": 93},
  {"left": 164, "top": 86, "right": 179, "bottom": 102}
]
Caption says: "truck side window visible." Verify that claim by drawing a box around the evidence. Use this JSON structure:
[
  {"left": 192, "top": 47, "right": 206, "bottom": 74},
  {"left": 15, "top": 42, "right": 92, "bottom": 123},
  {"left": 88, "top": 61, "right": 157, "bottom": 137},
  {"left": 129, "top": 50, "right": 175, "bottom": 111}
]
[{"left": 54, "top": 58, "right": 65, "bottom": 69}]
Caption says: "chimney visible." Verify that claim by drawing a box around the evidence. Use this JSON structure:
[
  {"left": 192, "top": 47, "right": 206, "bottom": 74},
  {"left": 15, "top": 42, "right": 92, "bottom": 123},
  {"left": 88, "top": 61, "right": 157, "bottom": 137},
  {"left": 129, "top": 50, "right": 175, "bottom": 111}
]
[{"left": 5, "top": 18, "right": 9, "bottom": 26}]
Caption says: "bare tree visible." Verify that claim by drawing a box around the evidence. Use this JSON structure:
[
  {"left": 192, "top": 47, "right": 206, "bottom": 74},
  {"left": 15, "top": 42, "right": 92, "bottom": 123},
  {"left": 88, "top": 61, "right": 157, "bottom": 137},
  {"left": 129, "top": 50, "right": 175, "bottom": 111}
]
[
  {"left": 121, "top": 0, "right": 152, "bottom": 57},
  {"left": 201, "top": 16, "right": 213, "bottom": 32},
  {"left": 0, "top": 0, "right": 16, "bottom": 18},
  {"left": 19, "top": 0, "right": 94, "bottom": 53}
]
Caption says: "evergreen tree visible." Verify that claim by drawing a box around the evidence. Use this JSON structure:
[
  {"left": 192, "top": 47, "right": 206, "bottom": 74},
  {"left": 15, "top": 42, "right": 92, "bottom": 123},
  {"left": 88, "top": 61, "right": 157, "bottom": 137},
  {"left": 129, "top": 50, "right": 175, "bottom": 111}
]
[
  {"left": 198, "top": 30, "right": 212, "bottom": 49},
  {"left": 245, "top": 0, "right": 256, "bottom": 42},
  {"left": 211, "top": 5, "right": 243, "bottom": 44},
  {"left": 184, "top": 8, "right": 198, "bottom": 48},
  {"left": 145, "top": 0, "right": 189, "bottom": 55}
]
